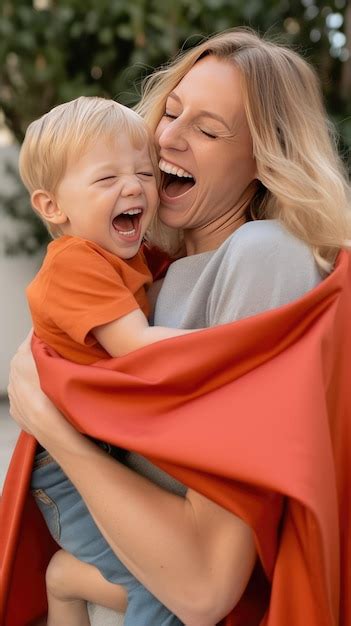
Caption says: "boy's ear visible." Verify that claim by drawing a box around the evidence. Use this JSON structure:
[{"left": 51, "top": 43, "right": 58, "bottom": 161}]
[{"left": 31, "top": 190, "right": 68, "bottom": 225}]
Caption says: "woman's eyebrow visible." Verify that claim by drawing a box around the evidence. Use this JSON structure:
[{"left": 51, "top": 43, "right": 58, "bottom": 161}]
[{"left": 167, "top": 91, "right": 231, "bottom": 130}]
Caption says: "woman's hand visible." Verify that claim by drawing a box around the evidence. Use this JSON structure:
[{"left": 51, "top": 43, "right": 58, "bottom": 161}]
[
  {"left": 8, "top": 332, "right": 82, "bottom": 453},
  {"left": 8, "top": 331, "right": 53, "bottom": 435}
]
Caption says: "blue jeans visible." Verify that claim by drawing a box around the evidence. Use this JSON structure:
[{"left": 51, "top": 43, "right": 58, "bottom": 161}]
[{"left": 31, "top": 447, "right": 183, "bottom": 626}]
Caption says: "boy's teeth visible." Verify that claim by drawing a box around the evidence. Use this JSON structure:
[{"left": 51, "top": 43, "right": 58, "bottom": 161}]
[
  {"left": 122, "top": 208, "right": 142, "bottom": 216},
  {"left": 159, "top": 158, "right": 193, "bottom": 179},
  {"left": 116, "top": 228, "right": 136, "bottom": 236}
]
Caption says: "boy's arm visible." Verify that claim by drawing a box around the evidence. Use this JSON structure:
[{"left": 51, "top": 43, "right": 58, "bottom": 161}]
[{"left": 93, "top": 309, "right": 200, "bottom": 357}]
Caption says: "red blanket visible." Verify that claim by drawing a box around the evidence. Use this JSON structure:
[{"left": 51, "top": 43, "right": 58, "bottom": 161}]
[{"left": 1, "top": 250, "right": 350, "bottom": 626}]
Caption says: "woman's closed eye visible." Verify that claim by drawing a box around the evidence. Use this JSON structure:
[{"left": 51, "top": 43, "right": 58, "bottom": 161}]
[
  {"left": 164, "top": 111, "right": 178, "bottom": 120},
  {"left": 164, "top": 111, "right": 217, "bottom": 139},
  {"left": 198, "top": 128, "right": 217, "bottom": 139}
]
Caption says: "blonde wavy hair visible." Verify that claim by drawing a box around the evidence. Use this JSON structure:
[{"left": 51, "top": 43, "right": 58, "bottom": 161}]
[{"left": 136, "top": 28, "right": 351, "bottom": 273}]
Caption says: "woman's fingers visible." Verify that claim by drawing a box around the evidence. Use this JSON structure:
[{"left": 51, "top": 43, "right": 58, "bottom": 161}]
[
  {"left": 7, "top": 333, "right": 71, "bottom": 439},
  {"left": 7, "top": 330, "right": 42, "bottom": 433},
  {"left": 9, "top": 332, "right": 40, "bottom": 394},
  {"left": 7, "top": 384, "right": 32, "bottom": 433},
  {"left": 7, "top": 363, "right": 33, "bottom": 433},
  {"left": 20, "top": 328, "right": 33, "bottom": 350}
]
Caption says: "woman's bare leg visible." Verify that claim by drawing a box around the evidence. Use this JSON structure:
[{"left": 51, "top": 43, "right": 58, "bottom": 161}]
[{"left": 46, "top": 549, "right": 127, "bottom": 626}]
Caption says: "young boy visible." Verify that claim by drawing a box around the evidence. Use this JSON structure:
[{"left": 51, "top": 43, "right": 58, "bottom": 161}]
[{"left": 20, "top": 96, "right": 196, "bottom": 626}]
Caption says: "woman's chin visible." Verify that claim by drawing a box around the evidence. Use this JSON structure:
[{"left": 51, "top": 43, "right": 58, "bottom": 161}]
[
  {"left": 158, "top": 189, "right": 196, "bottom": 229},
  {"left": 158, "top": 204, "right": 190, "bottom": 230}
]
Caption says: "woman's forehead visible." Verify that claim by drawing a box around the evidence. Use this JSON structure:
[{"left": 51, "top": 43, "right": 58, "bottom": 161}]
[{"left": 169, "top": 57, "right": 245, "bottom": 123}]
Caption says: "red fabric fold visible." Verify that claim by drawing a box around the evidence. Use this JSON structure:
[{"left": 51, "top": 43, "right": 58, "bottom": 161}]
[{"left": 1, "top": 250, "right": 350, "bottom": 626}]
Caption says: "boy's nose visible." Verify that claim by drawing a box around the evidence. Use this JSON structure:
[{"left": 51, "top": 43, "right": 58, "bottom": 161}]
[{"left": 121, "top": 177, "right": 143, "bottom": 197}]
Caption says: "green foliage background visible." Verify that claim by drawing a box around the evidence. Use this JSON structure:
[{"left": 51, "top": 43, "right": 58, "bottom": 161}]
[{"left": 0, "top": 0, "right": 350, "bottom": 253}]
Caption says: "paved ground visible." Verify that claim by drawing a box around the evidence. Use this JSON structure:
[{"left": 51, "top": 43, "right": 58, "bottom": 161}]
[{"left": 0, "top": 397, "right": 20, "bottom": 490}]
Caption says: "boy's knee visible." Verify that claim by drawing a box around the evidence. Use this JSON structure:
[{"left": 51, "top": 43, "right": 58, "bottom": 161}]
[{"left": 46, "top": 549, "right": 72, "bottom": 599}]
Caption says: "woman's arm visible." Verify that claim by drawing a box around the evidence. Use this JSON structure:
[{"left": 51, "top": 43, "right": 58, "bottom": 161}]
[{"left": 8, "top": 336, "right": 256, "bottom": 626}]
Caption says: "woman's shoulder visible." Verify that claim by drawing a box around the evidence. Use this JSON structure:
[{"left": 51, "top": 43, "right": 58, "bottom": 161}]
[
  {"left": 220, "top": 219, "right": 320, "bottom": 276},
  {"left": 225, "top": 219, "right": 311, "bottom": 257},
  {"left": 207, "top": 219, "right": 323, "bottom": 324}
]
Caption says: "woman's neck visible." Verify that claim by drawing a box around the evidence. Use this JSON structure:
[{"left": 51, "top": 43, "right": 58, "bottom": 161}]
[
  {"left": 184, "top": 187, "right": 255, "bottom": 256},
  {"left": 184, "top": 215, "right": 246, "bottom": 256}
]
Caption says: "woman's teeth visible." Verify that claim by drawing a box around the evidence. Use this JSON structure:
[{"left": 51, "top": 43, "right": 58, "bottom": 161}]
[
  {"left": 159, "top": 159, "right": 193, "bottom": 179},
  {"left": 159, "top": 159, "right": 195, "bottom": 198}
]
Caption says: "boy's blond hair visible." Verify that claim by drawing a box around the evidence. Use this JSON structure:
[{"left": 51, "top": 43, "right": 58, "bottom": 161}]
[{"left": 19, "top": 96, "right": 159, "bottom": 237}]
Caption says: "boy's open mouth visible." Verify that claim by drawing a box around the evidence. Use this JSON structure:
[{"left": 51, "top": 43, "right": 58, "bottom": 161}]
[
  {"left": 112, "top": 208, "right": 143, "bottom": 237},
  {"left": 159, "top": 159, "right": 195, "bottom": 198}
]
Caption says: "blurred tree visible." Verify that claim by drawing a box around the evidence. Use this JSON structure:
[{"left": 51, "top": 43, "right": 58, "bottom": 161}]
[{"left": 0, "top": 0, "right": 349, "bottom": 252}]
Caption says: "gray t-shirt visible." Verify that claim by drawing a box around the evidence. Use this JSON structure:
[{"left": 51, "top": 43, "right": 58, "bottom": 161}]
[
  {"left": 154, "top": 219, "right": 322, "bottom": 328},
  {"left": 123, "top": 220, "right": 322, "bottom": 493}
]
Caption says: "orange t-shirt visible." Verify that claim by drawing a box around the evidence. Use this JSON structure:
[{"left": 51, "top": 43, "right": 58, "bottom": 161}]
[{"left": 26, "top": 236, "right": 152, "bottom": 364}]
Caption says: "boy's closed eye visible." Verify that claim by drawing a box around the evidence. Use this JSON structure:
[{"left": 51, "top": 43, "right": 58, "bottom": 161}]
[
  {"left": 94, "top": 173, "right": 154, "bottom": 183},
  {"left": 97, "top": 176, "right": 116, "bottom": 182}
]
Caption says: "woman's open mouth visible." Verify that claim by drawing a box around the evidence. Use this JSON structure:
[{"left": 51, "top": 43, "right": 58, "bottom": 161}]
[
  {"left": 159, "top": 158, "right": 195, "bottom": 199},
  {"left": 112, "top": 208, "right": 143, "bottom": 240}
]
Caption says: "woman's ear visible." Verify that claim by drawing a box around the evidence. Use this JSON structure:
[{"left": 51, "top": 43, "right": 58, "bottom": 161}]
[{"left": 31, "top": 190, "right": 68, "bottom": 225}]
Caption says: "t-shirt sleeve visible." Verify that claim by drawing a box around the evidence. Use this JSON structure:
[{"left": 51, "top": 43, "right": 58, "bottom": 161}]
[
  {"left": 207, "top": 222, "right": 322, "bottom": 326},
  {"left": 44, "top": 242, "right": 141, "bottom": 345}
]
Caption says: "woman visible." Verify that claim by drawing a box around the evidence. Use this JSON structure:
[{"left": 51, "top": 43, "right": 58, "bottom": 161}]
[{"left": 7, "top": 28, "right": 350, "bottom": 626}]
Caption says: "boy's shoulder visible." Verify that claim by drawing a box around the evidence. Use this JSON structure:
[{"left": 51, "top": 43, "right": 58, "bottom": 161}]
[
  {"left": 45, "top": 235, "right": 103, "bottom": 260},
  {"left": 42, "top": 236, "right": 149, "bottom": 277},
  {"left": 30, "top": 237, "right": 115, "bottom": 291},
  {"left": 44, "top": 236, "right": 118, "bottom": 269}
]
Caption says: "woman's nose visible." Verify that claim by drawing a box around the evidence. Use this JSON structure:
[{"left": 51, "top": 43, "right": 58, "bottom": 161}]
[{"left": 157, "top": 119, "right": 188, "bottom": 152}]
